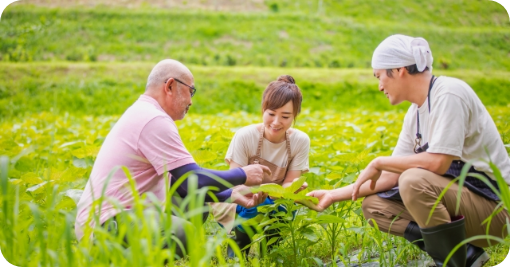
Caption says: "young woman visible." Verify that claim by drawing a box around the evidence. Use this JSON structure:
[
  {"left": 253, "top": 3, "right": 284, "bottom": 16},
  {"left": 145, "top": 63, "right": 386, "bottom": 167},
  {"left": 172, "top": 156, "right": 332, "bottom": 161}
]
[{"left": 211, "top": 75, "right": 310, "bottom": 257}]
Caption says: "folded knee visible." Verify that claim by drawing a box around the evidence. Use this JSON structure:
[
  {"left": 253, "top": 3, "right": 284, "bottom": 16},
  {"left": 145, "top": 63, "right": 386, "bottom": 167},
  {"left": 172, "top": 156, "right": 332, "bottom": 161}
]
[
  {"left": 399, "top": 168, "right": 434, "bottom": 195},
  {"left": 362, "top": 194, "right": 385, "bottom": 220}
]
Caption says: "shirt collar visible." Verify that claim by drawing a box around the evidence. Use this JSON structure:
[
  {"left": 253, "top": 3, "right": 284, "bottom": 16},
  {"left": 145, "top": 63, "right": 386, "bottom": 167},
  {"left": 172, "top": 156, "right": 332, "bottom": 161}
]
[{"left": 138, "top": 94, "right": 166, "bottom": 114}]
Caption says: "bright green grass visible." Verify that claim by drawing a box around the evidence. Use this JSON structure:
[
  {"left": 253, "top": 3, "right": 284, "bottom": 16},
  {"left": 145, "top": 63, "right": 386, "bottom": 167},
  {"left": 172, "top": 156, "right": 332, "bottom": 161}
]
[
  {"left": 1, "top": 1, "right": 510, "bottom": 263},
  {"left": 266, "top": 0, "right": 510, "bottom": 27},
  {"left": 1, "top": 63, "right": 510, "bottom": 121},
  {"left": 1, "top": 3, "right": 509, "bottom": 70},
  {"left": 1, "top": 106, "right": 509, "bottom": 266}
]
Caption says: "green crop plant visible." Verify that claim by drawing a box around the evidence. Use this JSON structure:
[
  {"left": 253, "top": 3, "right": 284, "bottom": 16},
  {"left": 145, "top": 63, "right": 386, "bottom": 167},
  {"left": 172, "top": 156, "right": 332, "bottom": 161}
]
[
  {"left": 1, "top": 104, "right": 509, "bottom": 265},
  {"left": 1, "top": 1, "right": 510, "bottom": 262}
]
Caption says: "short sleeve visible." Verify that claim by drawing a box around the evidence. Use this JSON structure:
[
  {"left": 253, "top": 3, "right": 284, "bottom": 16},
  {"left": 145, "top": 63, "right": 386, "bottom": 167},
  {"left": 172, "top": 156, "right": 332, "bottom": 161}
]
[
  {"left": 426, "top": 94, "right": 468, "bottom": 157},
  {"left": 288, "top": 132, "right": 310, "bottom": 172},
  {"left": 225, "top": 128, "right": 250, "bottom": 166},
  {"left": 138, "top": 116, "right": 195, "bottom": 175},
  {"left": 392, "top": 111, "right": 415, "bottom": 157}
]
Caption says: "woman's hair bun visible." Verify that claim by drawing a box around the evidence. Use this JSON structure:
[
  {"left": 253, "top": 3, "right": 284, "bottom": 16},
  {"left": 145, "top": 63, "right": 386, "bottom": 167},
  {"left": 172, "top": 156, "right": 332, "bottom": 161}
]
[{"left": 277, "top": 75, "right": 295, "bottom": 84}]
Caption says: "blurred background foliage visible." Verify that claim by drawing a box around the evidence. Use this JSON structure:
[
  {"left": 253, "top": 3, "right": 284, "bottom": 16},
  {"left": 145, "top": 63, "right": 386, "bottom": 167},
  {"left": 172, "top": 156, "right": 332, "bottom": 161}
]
[
  {"left": 0, "top": 0, "right": 510, "bottom": 121},
  {"left": 1, "top": 63, "right": 510, "bottom": 120},
  {"left": 1, "top": 1, "right": 510, "bottom": 266},
  {"left": 1, "top": 0, "right": 509, "bottom": 69}
]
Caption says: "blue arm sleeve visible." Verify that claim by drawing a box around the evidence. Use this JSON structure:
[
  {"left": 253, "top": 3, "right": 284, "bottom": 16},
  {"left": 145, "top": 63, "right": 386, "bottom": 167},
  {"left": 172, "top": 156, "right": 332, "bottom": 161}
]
[{"left": 169, "top": 163, "right": 246, "bottom": 202}]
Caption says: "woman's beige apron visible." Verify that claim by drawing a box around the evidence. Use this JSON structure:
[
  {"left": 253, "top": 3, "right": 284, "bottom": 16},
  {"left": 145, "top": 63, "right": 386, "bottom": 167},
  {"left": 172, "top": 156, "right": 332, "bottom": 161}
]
[{"left": 210, "top": 125, "right": 293, "bottom": 233}]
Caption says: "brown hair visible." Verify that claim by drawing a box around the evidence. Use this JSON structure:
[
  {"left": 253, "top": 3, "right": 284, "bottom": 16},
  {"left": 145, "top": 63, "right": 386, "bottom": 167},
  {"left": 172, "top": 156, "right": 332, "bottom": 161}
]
[{"left": 262, "top": 75, "right": 302, "bottom": 118}]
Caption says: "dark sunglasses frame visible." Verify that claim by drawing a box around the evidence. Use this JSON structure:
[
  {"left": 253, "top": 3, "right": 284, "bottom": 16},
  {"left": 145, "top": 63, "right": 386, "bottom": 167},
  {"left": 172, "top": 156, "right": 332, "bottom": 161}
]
[{"left": 164, "top": 78, "right": 196, "bottom": 97}]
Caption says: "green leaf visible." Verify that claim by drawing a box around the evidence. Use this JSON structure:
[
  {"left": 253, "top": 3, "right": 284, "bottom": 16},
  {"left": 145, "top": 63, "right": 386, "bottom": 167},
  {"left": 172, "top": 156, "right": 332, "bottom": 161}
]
[
  {"left": 26, "top": 181, "right": 48, "bottom": 197},
  {"left": 316, "top": 214, "right": 345, "bottom": 224},
  {"left": 346, "top": 122, "right": 362, "bottom": 133},
  {"left": 309, "top": 167, "right": 322, "bottom": 175},
  {"left": 266, "top": 236, "right": 280, "bottom": 247},
  {"left": 300, "top": 227, "right": 318, "bottom": 242},
  {"left": 72, "top": 157, "right": 91, "bottom": 168},
  {"left": 312, "top": 257, "right": 324, "bottom": 266},
  {"left": 326, "top": 173, "right": 343, "bottom": 181},
  {"left": 9, "top": 179, "right": 23, "bottom": 185},
  {"left": 15, "top": 156, "right": 32, "bottom": 172},
  {"left": 193, "top": 150, "right": 217, "bottom": 164},
  {"left": 250, "top": 183, "right": 285, "bottom": 198},
  {"left": 342, "top": 173, "right": 356, "bottom": 184},
  {"left": 21, "top": 172, "right": 43, "bottom": 184},
  {"left": 347, "top": 227, "right": 364, "bottom": 234},
  {"left": 71, "top": 145, "right": 99, "bottom": 158},
  {"left": 64, "top": 189, "right": 84, "bottom": 204},
  {"left": 284, "top": 176, "right": 306, "bottom": 193}
]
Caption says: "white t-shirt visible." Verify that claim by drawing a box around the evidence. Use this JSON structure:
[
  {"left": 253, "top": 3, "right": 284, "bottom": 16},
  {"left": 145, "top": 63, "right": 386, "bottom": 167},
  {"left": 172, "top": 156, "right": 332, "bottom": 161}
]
[
  {"left": 225, "top": 124, "right": 310, "bottom": 173},
  {"left": 393, "top": 76, "right": 510, "bottom": 185}
]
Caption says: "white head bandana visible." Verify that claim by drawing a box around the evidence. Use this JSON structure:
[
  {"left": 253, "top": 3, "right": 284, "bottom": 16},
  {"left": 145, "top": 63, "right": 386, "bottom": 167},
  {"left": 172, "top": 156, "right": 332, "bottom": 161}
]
[{"left": 371, "top": 34, "right": 433, "bottom": 72}]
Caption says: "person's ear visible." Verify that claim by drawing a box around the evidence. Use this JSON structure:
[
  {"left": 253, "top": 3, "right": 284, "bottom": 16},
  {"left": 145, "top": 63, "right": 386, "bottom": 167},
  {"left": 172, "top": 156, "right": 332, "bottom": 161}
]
[
  {"left": 398, "top": 67, "right": 407, "bottom": 78},
  {"left": 164, "top": 78, "right": 175, "bottom": 95}
]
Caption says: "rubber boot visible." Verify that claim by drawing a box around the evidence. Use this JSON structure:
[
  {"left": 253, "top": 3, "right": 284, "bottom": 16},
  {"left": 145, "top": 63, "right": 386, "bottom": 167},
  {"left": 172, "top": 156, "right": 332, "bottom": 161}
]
[
  {"left": 227, "top": 227, "right": 252, "bottom": 258},
  {"left": 420, "top": 216, "right": 467, "bottom": 267},
  {"left": 405, "top": 221, "right": 490, "bottom": 267},
  {"left": 466, "top": 244, "right": 490, "bottom": 267},
  {"left": 404, "top": 221, "right": 426, "bottom": 251}
]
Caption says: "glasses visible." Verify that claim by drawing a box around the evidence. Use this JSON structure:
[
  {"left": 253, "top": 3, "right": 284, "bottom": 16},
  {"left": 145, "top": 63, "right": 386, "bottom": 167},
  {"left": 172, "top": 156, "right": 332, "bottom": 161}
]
[{"left": 164, "top": 78, "right": 196, "bottom": 97}]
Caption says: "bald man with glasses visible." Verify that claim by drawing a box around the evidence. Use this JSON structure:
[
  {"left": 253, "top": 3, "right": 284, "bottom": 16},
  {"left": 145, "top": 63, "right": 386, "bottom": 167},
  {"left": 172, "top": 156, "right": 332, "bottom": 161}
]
[{"left": 75, "top": 59, "right": 271, "bottom": 258}]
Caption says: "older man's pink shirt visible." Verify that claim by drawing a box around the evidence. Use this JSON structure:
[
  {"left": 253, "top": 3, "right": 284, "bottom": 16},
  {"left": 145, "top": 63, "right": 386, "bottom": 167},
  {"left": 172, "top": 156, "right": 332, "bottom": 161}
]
[{"left": 75, "top": 95, "right": 195, "bottom": 241}]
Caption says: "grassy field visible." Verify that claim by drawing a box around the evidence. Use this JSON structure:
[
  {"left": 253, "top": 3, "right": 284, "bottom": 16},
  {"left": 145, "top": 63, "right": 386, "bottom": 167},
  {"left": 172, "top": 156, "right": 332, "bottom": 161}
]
[
  {"left": 1, "top": 1, "right": 510, "bottom": 266},
  {"left": 1, "top": 63, "right": 510, "bottom": 120},
  {"left": 1, "top": 105, "right": 509, "bottom": 266},
  {"left": 1, "top": 2, "right": 510, "bottom": 70}
]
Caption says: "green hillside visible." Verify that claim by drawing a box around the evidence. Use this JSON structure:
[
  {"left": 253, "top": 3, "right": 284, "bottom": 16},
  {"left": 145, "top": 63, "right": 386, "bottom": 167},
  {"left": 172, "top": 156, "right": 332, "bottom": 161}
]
[
  {"left": 1, "top": 1, "right": 509, "bottom": 70},
  {"left": 1, "top": 63, "right": 509, "bottom": 120}
]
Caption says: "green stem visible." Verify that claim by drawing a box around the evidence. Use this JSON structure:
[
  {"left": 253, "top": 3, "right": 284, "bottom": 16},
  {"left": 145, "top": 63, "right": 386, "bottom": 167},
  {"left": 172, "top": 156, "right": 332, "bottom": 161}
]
[{"left": 289, "top": 214, "right": 297, "bottom": 265}]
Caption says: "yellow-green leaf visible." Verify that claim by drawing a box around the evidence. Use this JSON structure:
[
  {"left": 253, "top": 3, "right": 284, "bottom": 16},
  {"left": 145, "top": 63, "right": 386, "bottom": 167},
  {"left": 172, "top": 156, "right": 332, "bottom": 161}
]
[{"left": 21, "top": 172, "right": 43, "bottom": 184}]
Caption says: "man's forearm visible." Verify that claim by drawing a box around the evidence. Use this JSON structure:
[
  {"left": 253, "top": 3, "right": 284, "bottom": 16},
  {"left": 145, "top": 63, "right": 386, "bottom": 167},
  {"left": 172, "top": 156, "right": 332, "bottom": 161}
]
[
  {"left": 373, "top": 152, "right": 454, "bottom": 175},
  {"left": 331, "top": 171, "right": 399, "bottom": 202},
  {"left": 213, "top": 188, "right": 233, "bottom": 202},
  {"left": 169, "top": 163, "right": 246, "bottom": 198}
]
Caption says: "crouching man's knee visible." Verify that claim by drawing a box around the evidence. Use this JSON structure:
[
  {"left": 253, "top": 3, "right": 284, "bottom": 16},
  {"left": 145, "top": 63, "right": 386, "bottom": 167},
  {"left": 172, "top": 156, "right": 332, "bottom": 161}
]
[
  {"left": 362, "top": 194, "right": 385, "bottom": 228},
  {"left": 399, "top": 168, "right": 435, "bottom": 203}
]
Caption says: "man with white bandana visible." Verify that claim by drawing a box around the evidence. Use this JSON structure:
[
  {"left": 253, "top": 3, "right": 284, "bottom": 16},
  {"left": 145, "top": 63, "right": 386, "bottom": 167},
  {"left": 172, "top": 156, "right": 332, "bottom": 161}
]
[{"left": 306, "top": 34, "right": 510, "bottom": 267}]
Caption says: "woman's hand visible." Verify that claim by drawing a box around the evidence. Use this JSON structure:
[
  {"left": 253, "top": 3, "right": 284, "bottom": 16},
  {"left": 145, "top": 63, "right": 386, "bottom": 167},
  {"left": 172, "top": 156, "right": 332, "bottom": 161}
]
[{"left": 231, "top": 185, "right": 268, "bottom": 208}]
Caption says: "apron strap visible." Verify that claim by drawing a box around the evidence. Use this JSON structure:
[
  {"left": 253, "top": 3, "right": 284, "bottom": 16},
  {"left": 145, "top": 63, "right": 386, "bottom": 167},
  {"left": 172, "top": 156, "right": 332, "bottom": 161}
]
[
  {"left": 255, "top": 124, "right": 264, "bottom": 158},
  {"left": 285, "top": 130, "right": 292, "bottom": 168},
  {"left": 256, "top": 124, "right": 292, "bottom": 167}
]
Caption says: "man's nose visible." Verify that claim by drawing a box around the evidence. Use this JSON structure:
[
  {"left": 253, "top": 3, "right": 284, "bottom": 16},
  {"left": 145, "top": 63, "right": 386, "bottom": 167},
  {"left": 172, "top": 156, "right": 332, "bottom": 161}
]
[{"left": 378, "top": 83, "right": 384, "bottom": 92}]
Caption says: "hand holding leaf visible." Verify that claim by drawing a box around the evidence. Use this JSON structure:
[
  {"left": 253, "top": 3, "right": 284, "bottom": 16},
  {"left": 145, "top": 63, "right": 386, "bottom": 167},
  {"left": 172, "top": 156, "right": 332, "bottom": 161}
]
[
  {"left": 250, "top": 176, "right": 318, "bottom": 205},
  {"left": 303, "top": 190, "right": 335, "bottom": 212},
  {"left": 283, "top": 176, "right": 308, "bottom": 194}
]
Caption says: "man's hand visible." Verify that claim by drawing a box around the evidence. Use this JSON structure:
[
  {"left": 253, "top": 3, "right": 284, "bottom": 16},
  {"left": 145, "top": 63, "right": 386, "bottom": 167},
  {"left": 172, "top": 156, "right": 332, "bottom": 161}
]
[
  {"left": 231, "top": 185, "right": 268, "bottom": 208},
  {"left": 351, "top": 159, "right": 382, "bottom": 201},
  {"left": 302, "top": 190, "right": 334, "bottom": 212},
  {"left": 241, "top": 164, "right": 272, "bottom": 186}
]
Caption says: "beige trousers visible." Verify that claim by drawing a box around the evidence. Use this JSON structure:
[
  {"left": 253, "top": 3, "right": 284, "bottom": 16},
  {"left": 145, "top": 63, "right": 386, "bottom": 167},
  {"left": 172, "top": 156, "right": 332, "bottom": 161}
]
[{"left": 362, "top": 168, "right": 509, "bottom": 248}]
